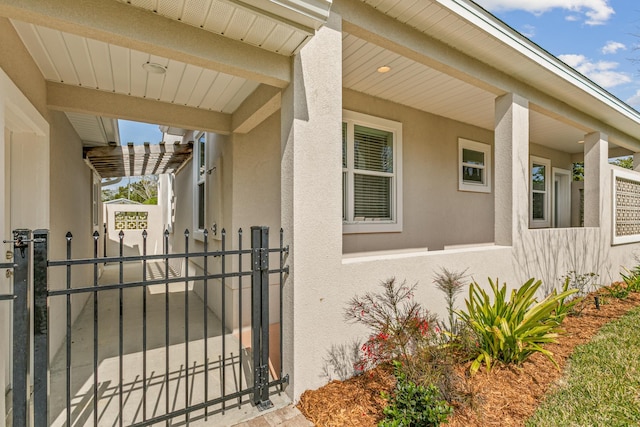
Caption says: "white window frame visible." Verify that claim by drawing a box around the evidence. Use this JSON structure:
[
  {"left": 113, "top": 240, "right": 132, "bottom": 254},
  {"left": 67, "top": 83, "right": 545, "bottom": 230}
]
[
  {"left": 530, "top": 156, "right": 551, "bottom": 228},
  {"left": 458, "top": 138, "right": 491, "bottom": 193},
  {"left": 342, "top": 110, "right": 403, "bottom": 234},
  {"left": 92, "top": 174, "right": 100, "bottom": 227},
  {"left": 193, "top": 131, "right": 207, "bottom": 239}
]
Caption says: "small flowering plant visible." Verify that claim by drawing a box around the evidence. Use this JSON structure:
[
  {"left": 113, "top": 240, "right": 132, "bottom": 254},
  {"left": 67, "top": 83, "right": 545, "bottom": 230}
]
[{"left": 345, "top": 278, "right": 437, "bottom": 372}]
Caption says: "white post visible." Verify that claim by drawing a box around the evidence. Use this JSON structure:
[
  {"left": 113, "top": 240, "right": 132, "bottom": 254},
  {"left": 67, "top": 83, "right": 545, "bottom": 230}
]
[
  {"left": 583, "top": 132, "right": 608, "bottom": 227},
  {"left": 280, "top": 12, "right": 343, "bottom": 399},
  {"left": 494, "top": 93, "right": 530, "bottom": 245}
]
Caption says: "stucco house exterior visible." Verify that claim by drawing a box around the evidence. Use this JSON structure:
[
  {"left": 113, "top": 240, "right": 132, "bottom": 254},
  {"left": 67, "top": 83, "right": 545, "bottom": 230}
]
[{"left": 2, "top": 0, "right": 640, "bottom": 424}]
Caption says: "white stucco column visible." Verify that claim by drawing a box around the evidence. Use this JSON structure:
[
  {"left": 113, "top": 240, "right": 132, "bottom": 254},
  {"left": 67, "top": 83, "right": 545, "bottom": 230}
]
[
  {"left": 583, "top": 132, "right": 608, "bottom": 227},
  {"left": 280, "top": 12, "right": 343, "bottom": 399},
  {"left": 494, "top": 93, "right": 530, "bottom": 246},
  {"left": 633, "top": 153, "right": 640, "bottom": 172},
  {"left": 0, "top": 87, "right": 7, "bottom": 426}
]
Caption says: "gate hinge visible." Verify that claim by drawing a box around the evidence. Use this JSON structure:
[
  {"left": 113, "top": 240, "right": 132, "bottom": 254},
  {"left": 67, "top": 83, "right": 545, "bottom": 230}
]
[{"left": 252, "top": 248, "right": 268, "bottom": 271}]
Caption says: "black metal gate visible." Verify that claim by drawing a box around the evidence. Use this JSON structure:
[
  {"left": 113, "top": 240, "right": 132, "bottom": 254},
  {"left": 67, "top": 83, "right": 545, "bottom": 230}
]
[
  {"left": 5, "top": 226, "right": 288, "bottom": 426},
  {"left": 2, "top": 230, "right": 34, "bottom": 427}
]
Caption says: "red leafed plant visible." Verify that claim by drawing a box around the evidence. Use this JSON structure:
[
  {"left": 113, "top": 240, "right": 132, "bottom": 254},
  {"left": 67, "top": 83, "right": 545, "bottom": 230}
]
[{"left": 344, "top": 278, "right": 438, "bottom": 373}]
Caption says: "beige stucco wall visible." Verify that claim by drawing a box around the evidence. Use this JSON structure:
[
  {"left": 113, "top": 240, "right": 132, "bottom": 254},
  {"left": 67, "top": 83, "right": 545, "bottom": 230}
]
[
  {"left": 0, "top": 18, "right": 96, "bottom": 366},
  {"left": 48, "top": 110, "right": 95, "bottom": 360},
  {"left": 171, "top": 112, "right": 282, "bottom": 331},
  {"left": 231, "top": 111, "right": 281, "bottom": 234},
  {"left": 343, "top": 89, "right": 495, "bottom": 252},
  {"left": 530, "top": 142, "right": 572, "bottom": 170}
]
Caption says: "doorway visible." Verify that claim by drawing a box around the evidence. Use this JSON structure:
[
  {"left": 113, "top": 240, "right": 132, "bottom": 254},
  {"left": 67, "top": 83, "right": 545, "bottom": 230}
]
[{"left": 552, "top": 167, "right": 571, "bottom": 228}]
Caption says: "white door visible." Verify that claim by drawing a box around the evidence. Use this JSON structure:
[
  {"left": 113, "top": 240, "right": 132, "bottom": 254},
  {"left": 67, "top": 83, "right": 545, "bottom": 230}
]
[{"left": 552, "top": 168, "right": 572, "bottom": 228}]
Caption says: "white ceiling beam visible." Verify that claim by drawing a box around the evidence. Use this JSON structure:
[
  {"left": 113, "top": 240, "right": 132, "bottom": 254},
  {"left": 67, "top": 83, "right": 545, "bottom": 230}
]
[
  {"left": 232, "top": 84, "right": 282, "bottom": 134},
  {"left": 0, "top": 0, "right": 291, "bottom": 88},
  {"left": 47, "top": 82, "right": 231, "bottom": 134},
  {"left": 334, "top": 0, "right": 640, "bottom": 151}
]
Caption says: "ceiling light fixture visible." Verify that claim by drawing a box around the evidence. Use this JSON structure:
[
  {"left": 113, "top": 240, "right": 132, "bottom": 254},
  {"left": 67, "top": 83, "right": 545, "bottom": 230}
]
[
  {"left": 577, "top": 140, "right": 584, "bottom": 144},
  {"left": 377, "top": 65, "right": 391, "bottom": 73},
  {"left": 142, "top": 62, "right": 167, "bottom": 74}
]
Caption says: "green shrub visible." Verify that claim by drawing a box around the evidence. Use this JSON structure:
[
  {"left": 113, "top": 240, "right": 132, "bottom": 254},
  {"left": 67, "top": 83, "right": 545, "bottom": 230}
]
[
  {"left": 605, "top": 282, "right": 630, "bottom": 299},
  {"left": 553, "top": 278, "right": 583, "bottom": 320},
  {"left": 456, "top": 278, "right": 577, "bottom": 374},
  {"left": 380, "top": 361, "right": 452, "bottom": 427},
  {"left": 621, "top": 267, "right": 640, "bottom": 293}
]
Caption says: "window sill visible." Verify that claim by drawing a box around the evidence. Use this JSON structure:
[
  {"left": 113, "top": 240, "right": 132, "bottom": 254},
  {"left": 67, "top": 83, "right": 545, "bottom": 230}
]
[
  {"left": 193, "top": 229, "right": 206, "bottom": 242},
  {"left": 458, "top": 183, "right": 491, "bottom": 193},
  {"left": 343, "top": 221, "right": 402, "bottom": 234}
]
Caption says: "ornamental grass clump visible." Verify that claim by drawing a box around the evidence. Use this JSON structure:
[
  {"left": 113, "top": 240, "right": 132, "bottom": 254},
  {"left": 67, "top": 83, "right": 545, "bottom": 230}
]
[
  {"left": 620, "top": 265, "right": 640, "bottom": 293},
  {"left": 457, "top": 278, "right": 578, "bottom": 375},
  {"left": 433, "top": 267, "right": 468, "bottom": 335}
]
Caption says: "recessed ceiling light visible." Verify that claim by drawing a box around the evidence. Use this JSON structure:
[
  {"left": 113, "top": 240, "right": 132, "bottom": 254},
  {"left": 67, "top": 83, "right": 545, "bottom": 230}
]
[
  {"left": 142, "top": 62, "right": 167, "bottom": 74},
  {"left": 377, "top": 65, "right": 391, "bottom": 73}
]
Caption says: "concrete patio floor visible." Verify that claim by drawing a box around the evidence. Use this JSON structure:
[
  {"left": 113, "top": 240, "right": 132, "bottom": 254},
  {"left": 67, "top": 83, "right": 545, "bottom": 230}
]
[{"left": 48, "top": 262, "right": 290, "bottom": 426}]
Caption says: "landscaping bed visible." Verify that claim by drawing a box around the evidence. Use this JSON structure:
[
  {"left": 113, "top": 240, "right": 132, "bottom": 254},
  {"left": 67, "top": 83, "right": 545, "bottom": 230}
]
[{"left": 297, "top": 287, "right": 640, "bottom": 426}]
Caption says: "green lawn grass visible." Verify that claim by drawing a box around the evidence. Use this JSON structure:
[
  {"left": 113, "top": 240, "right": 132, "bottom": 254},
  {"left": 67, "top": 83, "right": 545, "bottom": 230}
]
[{"left": 526, "top": 306, "right": 640, "bottom": 427}]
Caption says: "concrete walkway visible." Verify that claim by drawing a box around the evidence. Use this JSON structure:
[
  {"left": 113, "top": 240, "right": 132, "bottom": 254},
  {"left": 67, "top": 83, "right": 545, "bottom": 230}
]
[
  {"left": 48, "top": 262, "right": 294, "bottom": 426},
  {"left": 231, "top": 405, "right": 313, "bottom": 427}
]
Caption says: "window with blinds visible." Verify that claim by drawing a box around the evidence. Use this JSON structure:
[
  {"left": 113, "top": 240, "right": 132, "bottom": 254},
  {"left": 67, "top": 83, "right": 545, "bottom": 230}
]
[{"left": 342, "top": 110, "right": 402, "bottom": 233}]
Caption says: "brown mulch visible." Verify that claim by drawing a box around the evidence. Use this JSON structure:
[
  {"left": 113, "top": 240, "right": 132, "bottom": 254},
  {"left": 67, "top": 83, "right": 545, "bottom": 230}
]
[{"left": 297, "top": 287, "right": 640, "bottom": 427}]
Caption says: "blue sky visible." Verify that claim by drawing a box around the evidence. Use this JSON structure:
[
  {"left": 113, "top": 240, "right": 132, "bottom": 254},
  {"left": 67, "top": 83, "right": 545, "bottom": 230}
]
[
  {"left": 118, "top": 119, "right": 162, "bottom": 145},
  {"left": 473, "top": 0, "right": 640, "bottom": 107}
]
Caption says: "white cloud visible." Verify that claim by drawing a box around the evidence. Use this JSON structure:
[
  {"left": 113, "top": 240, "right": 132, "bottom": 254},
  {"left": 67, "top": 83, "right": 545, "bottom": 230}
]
[
  {"left": 626, "top": 90, "right": 640, "bottom": 107},
  {"left": 520, "top": 24, "right": 536, "bottom": 38},
  {"left": 601, "top": 41, "right": 626, "bottom": 54},
  {"left": 558, "top": 54, "right": 631, "bottom": 88},
  {"left": 477, "top": 0, "right": 614, "bottom": 25}
]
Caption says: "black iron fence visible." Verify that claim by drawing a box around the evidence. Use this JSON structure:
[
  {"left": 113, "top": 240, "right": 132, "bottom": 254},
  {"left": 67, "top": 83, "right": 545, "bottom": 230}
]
[{"left": 6, "top": 226, "right": 288, "bottom": 427}]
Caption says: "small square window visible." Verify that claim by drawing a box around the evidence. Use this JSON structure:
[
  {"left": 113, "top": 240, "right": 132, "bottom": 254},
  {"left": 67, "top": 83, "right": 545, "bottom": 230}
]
[{"left": 458, "top": 139, "right": 491, "bottom": 193}]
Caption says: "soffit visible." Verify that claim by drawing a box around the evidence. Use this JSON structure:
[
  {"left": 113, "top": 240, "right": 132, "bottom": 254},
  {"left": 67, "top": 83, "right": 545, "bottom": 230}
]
[
  {"left": 117, "top": 0, "right": 319, "bottom": 55},
  {"left": 343, "top": 32, "right": 588, "bottom": 154},
  {"left": 356, "top": 0, "right": 640, "bottom": 148},
  {"left": 64, "top": 112, "right": 121, "bottom": 147},
  {"left": 11, "top": 20, "right": 261, "bottom": 115}
]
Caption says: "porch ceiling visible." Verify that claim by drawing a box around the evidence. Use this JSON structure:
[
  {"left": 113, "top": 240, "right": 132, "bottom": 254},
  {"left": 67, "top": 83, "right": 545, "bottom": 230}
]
[
  {"left": 343, "top": 32, "right": 590, "bottom": 154},
  {"left": 346, "top": 0, "right": 640, "bottom": 153},
  {"left": 10, "top": 20, "right": 261, "bottom": 115},
  {"left": 84, "top": 142, "right": 193, "bottom": 178},
  {"left": 4, "top": 0, "right": 319, "bottom": 159}
]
